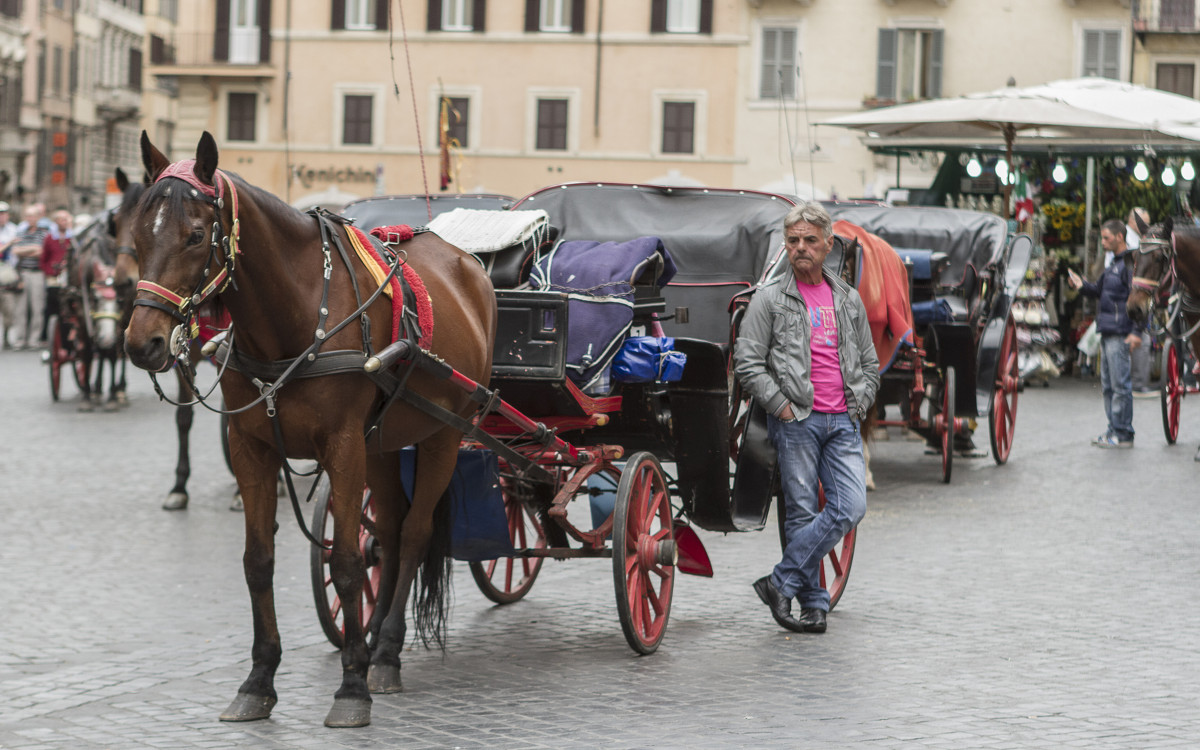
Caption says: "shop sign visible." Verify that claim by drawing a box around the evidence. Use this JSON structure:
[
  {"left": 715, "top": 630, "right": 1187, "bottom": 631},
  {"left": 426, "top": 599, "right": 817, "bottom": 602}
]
[{"left": 291, "top": 164, "right": 376, "bottom": 190}]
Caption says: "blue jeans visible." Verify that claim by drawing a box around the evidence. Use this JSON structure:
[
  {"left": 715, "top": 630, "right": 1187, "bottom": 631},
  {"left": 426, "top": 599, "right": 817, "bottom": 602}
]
[
  {"left": 767, "top": 411, "right": 867, "bottom": 611},
  {"left": 1099, "top": 334, "right": 1134, "bottom": 442}
]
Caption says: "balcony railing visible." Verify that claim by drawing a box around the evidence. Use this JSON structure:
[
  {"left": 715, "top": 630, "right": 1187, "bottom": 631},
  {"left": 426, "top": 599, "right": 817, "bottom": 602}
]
[
  {"left": 147, "top": 31, "right": 271, "bottom": 69},
  {"left": 1134, "top": 0, "right": 1199, "bottom": 32}
]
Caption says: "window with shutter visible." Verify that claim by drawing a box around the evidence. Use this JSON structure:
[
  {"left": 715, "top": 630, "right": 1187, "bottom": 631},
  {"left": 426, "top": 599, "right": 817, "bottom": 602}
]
[
  {"left": 1157, "top": 62, "right": 1195, "bottom": 98},
  {"left": 540, "top": 0, "right": 571, "bottom": 32},
  {"left": 666, "top": 0, "right": 699, "bottom": 33},
  {"left": 343, "top": 94, "right": 374, "bottom": 145},
  {"left": 662, "top": 101, "right": 695, "bottom": 154},
  {"left": 227, "top": 92, "right": 257, "bottom": 142},
  {"left": 877, "top": 28, "right": 942, "bottom": 102},
  {"left": 442, "top": 0, "right": 474, "bottom": 30},
  {"left": 1082, "top": 29, "right": 1120, "bottom": 79},
  {"left": 1161, "top": 0, "right": 1195, "bottom": 29},
  {"left": 760, "top": 27, "right": 796, "bottom": 99},
  {"left": 345, "top": 0, "right": 376, "bottom": 29},
  {"left": 536, "top": 98, "right": 568, "bottom": 150},
  {"left": 129, "top": 48, "right": 142, "bottom": 91}
]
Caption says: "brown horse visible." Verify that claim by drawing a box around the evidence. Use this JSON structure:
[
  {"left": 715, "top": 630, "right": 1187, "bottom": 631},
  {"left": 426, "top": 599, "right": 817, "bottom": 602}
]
[
  {"left": 124, "top": 131, "right": 497, "bottom": 727},
  {"left": 1127, "top": 216, "right": 1200, "bottom": 459}
]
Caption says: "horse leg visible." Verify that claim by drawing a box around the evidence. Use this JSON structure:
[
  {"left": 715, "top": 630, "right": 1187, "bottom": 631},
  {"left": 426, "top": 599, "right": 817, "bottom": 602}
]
[
  {"left": 104, "top": 355, "right": 121, "bottom": 411},
  {"left": 368, "top": 430, "right": 459, "bottom": 701},
  {"left": 115, "top": 339, "right": 129, "bottom": 406},
  {"left": 322, "top": 442, "right": 375, "bottom": 728},
  {"left": 362, "top": 451, "right": 407, "bottom": 694},
  {"left": 220, "top": 436, "right": 284, "bottom": 722},
  {"left": 163, "top": 370, "right": 193, "bottom": 511}
]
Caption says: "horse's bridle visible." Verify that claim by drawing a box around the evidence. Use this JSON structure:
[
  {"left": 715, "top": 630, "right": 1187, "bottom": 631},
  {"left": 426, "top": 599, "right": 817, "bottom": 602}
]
[
  {"left": 133, "top": 170, "right": 241, "bottom": 358},
  {"left": 1131, "top": 235, "right": 1173, "bottom": 297}
]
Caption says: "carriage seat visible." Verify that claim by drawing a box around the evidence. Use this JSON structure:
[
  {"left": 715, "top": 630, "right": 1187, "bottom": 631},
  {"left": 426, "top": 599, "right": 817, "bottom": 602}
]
[
  {"left": 425, "top": 207, "right": 554, "bottom": 289},
  {"left": 895, "top": 248, "right": 969, "bottom": 322}
]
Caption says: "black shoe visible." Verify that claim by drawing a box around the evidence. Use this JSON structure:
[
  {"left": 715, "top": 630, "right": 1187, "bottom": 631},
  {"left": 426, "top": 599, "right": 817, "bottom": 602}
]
[
  {"left": 753, "top": 575, "right": 804, "bottom": 633},
  {"left": 796, "top": 607, "right": 827, "bottom": 633}
]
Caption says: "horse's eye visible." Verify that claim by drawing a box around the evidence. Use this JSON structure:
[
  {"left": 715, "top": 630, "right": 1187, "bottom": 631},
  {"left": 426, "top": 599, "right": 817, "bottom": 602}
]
[{"left": 187, "top": 229, "right": 205, "bottom": 246}]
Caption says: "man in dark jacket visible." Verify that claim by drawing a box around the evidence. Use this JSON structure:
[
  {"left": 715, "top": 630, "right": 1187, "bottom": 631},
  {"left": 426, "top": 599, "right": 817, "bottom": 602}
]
[{"left": 1068, "top": 218, "right": 1142, "bottom": 448}]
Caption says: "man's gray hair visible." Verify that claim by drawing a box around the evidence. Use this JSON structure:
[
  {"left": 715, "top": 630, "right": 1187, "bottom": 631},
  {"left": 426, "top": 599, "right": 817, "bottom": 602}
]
[{"left": 785, "top": 200, "right": 833, "bottom": 239}]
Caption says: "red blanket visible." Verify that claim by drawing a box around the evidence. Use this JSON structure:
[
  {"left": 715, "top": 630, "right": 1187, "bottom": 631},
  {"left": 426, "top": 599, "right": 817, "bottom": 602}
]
[{"left": 833, "top": 220, "right": 914, "bottom": 373}]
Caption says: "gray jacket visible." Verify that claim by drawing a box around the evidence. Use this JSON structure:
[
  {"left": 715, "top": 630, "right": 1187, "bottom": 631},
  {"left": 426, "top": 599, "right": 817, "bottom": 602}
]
[{"left": 733, "top": 266, "right": 880, "bottom": 423}]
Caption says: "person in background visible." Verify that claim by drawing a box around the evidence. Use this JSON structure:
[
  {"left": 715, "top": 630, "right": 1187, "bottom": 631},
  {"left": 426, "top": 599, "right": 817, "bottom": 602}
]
[
  {"left": 734, "top": 201, "right": 879, "bottom": 634},
  {"left": 9, "top": 204, "right": 49, "bottom": 349},
  {"left": 0, "top": 202, "right": 19, "bottom": 349},
  {"left": 1124, "top": 208, "right": 1155, "bottom": 395},
  {"left": 40, "top": 208, "right": 74, "bottom": 329},
  {"left": 1068, "top": 218, "right": 1142, "bottom": 448}
]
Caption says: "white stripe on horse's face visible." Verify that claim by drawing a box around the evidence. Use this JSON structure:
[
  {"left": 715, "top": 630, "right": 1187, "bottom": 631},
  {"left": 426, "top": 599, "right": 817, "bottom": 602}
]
[{"left": 153, "top": 204, "right": 166, "bottom": 235}]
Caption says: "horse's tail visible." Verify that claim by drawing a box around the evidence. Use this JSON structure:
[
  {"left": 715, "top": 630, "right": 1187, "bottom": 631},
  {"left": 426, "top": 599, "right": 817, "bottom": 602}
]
[
  {"left": 411, "top": 484, "right": 453, "bottom": 651},
  {"left": 861, "top": 399, "right": 878, "bottom": 445}
]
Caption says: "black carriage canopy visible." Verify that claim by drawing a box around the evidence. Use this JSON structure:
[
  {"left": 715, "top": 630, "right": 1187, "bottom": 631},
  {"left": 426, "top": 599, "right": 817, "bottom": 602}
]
[
  {"left": 518, "top": 184, "right": 794, "bottom": 344},
  {"left": 824, "top": 204, "right": 1009, "bottom": 290}
]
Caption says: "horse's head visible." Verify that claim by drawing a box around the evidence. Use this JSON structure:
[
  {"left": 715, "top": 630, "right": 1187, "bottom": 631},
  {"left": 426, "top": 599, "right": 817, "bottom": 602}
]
[
  {"left": 92, "top": 275, "right": 123, "bottom": 352},
  {"left": 124, "top": 130, "right": 233, "bottom": 372},
  {"left": 1127, "top": 216, "right": 1174, "bottom": 326},
  {"left": 110, "top": 166, "right": 146, "bottom": 288}
]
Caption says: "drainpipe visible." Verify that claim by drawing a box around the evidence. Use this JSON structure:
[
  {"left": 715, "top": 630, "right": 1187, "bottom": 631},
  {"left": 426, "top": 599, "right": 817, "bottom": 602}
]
[{"left": 594, "top": 0, "right": 604, "bottom": 138}]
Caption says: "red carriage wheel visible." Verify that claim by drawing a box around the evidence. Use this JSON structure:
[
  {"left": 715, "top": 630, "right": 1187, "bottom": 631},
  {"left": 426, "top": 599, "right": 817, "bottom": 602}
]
[
  {"left": 46, "top": 316, "right": 63, "bottom": 401},
  {"left": 939, "top": 366, "right": 956, "bottom": 484},
  {"left": 775, "top": 486, "right": 856, "bottom": 610},
  {"left": 612, "top": 452, "right": 674, "bottom": 655},
  {"left": 1162, "top": 342, "right": 1183, "bottom": 444},
  {"left": 989, "top": 314, "right": 1019, "bottom": 464},
  {"left": 469, "top": 473, "right": 548, "bottom": 604},
  {"left": 310, "top": 483, "right": 381, "bottom": 649}
]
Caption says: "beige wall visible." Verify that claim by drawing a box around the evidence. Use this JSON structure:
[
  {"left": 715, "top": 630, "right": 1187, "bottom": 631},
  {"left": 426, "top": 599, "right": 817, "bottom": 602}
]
[{"left": 149, "top": 0, "right": 1147, "bottom": 208}]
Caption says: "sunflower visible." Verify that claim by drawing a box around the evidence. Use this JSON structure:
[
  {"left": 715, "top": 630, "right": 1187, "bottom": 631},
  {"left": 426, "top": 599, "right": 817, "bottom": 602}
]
[
  {"left": 1042, "top": 204, "right": 1055, "bottom": 217},
  {"left": 1052, "top": 216, "right": 1064, "bottom": 228},
  {"left": 1061, "top": 228, "right": 1073, "bottom": 241}
]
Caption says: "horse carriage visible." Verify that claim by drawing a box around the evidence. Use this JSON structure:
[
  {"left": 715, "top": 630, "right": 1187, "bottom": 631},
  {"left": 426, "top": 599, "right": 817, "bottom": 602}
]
[
  {"left": 324, "top": 182, "right": 842, "bottom": 658},
  {"left": 815, "top": 204, "right": 1032, "bottom": 482},
  {"left": 122, "top": 131, "right": 1029, "bottom": 728},
  {"left": 43, "top": 213, "right": 130, "bottom": 407}
]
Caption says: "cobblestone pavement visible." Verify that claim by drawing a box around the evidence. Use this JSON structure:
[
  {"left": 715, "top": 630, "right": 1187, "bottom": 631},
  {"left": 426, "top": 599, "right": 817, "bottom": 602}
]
[{"left": 2, "top": 348, "right": 1199, "bottom": 749}]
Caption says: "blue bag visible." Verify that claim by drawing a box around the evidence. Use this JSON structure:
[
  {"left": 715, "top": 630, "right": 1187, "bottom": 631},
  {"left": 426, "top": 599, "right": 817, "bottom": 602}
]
[{"left": 611, "top": 336, "right": 687, "bottom": 383}]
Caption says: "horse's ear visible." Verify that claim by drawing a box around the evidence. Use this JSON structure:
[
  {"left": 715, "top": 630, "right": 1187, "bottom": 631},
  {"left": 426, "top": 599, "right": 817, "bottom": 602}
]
[
  {"left": 141, "top": 130, "right": 170, "bottom": 182},
  {"left": 114, "top": 167, "right": 129, "bottom": 192},
  {"left": 193, "top": 131, "right": 219, "bottom": 188},
  {"left": 1164, "top": 216, "right": 1174, "bottom": 236},
  {"left": 1134, "top": 211, "right": 1150, "bottom": 236}
]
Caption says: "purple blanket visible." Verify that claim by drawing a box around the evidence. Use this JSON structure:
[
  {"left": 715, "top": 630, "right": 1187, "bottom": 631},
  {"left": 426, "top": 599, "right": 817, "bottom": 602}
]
[{"left": 531, "top": 236, "right": 676, "bottom": 391}]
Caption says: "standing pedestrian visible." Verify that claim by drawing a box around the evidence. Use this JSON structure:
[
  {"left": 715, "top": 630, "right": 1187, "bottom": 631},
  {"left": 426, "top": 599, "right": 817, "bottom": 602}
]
[
  {"left": 1068, "top": 218, "right": 1142, "bottom": 448},
  {"left": 9, "top": 204, "right": 50, "bottom": 349},
  {"left": 40, "top": 208, "right": 74, "bottom": 329},
  {"left": 733, "top": 201, "right": 880, "bottom": 634},
  {"left": 0, "top": 202, "right": 20, "bottom": 349}
]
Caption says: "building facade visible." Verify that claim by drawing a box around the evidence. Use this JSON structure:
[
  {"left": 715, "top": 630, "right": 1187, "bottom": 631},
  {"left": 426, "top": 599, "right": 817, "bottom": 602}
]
[{"left": 5, "top": 0, "right": 1197, "bottom": 212}]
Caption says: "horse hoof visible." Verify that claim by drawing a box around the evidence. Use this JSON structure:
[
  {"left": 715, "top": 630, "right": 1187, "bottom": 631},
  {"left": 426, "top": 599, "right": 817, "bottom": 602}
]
[
  {"left": 367, "top": 664, "right": 403, "bottom": 694},
  {"left": 104, "top": 400, "right": 120, "bottom": 412},
  {"left": 162, "top": 492, "right": 188, "bottom": 511},
  {"left": 219, "top": 692, "right": 276, "bottom": 722},
  {"left": 230, "top": 492, "right": 244, "bottom": 512},
  {"left": 324, "top": 697, "right": 371, "bottom": 728}
]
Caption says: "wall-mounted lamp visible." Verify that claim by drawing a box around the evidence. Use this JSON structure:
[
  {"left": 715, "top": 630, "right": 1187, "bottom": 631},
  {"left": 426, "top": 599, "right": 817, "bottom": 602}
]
[
  {"left": 1133, "top": 158, "right": 1149, "bottom": 182},
  {"left": 966, "top": 155, "right": 982, "bottom": 178},
  {"left": 1052, "top": 160, "right": 1068, "bottom": 184},
  {"left": 1182, "top": 158, "right": 1196, "bottom": 181}
]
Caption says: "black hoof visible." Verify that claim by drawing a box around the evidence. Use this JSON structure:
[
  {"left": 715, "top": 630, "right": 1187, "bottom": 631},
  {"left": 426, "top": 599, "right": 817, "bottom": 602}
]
[
  {"left": 325, "top": 697, "right": 372, "bottom": 728},
  {"left": 219, "top": 692, "right": 276, "bottom": 722},
  {"left": 367, "top": 664, "right": 403, "bottom": 694}
]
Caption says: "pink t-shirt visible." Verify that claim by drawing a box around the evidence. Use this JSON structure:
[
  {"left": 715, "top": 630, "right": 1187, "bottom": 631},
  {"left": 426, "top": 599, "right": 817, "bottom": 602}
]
[{"left": 797, "top": 279, "right": 847, "bottom": 413}]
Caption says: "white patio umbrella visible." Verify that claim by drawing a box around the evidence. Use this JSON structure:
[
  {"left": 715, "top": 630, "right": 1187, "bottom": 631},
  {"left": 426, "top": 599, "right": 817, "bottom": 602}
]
[{"left": 823, "top": 78, "right": 1200, "bottom": 216}]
